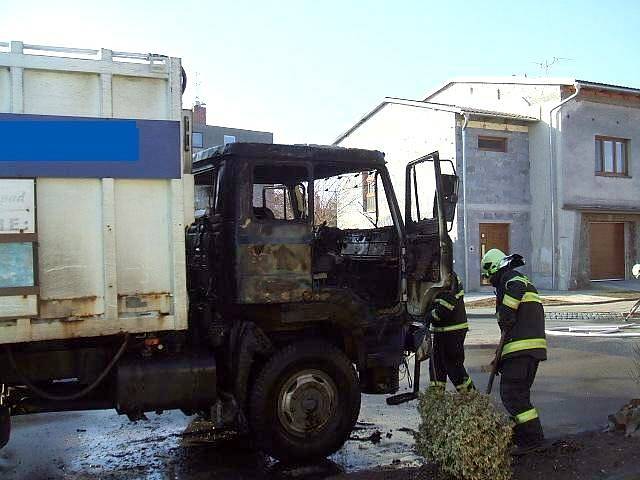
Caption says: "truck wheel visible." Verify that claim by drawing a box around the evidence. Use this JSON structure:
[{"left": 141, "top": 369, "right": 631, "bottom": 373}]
[
  {"left": 0, "top": 407, "right": 9, "bottom": 449},
  {"left": 249, "top": 340, "right": 361, "bottom": 461}
]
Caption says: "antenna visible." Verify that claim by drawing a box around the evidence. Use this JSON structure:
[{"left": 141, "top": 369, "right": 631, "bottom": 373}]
[
  {"left": 532, "top": 57, "right": 573, "bottom": 76},
  {"left": 193, "top": 71, "right": 205, "bottom": 106}
]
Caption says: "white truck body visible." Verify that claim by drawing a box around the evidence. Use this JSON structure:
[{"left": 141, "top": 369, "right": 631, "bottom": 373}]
[{"left": 0, "top": 41, "right": 193, "bottom": 344}]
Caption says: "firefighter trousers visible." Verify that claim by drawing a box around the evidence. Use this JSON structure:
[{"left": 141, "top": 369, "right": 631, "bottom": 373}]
[
  {"left": 429, "top": 330, "right": 474, "bottom": 392},
  {"left": 500, "top": 355, "right": 544, "bottom": 446}
]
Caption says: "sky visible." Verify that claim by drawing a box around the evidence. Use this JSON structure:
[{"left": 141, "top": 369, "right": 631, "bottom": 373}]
[{"left": 2, "top": 0, "right": 639, "bottom": 144}]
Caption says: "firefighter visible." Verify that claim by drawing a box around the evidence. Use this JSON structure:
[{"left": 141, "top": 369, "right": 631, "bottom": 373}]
[
  {"left": 427, "top": 272, "right": 475, "bottom": 394},
  {"left": 481, "top": 248, "right": 546, "bottom": 455}
]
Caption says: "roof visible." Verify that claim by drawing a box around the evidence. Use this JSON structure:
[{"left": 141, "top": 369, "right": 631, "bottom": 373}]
[
  {"left": 333, "top": 97, "right": 538, "bottom": 146},
  {"left": 423, "top": 76, "right": 640, "bottom": 101},
  {"left": 192, "top": 142, "right": 386, "bottom": 176}
]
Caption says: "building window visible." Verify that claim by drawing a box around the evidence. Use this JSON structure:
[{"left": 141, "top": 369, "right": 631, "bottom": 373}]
[
  {"left": 223, "top": 135, "right": 236, "bottom": 145},
  {"left": 192, "top": 132, "right": 203, "bottom": 148},
  {"left": 595, "top": 136, "right": 628, "bottom": 176},
  {"left": 478, "top": 136, "right": 507, "bottom": 152},
  {"left": 362, "top": 172, "right": 376, "bottom": 212}
]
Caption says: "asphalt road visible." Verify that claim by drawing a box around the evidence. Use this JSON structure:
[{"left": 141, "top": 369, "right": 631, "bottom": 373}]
[{"left": 1, "top": 319, "right": 638, "bottom": 479}]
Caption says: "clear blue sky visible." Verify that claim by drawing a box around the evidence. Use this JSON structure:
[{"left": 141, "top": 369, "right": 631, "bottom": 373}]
[{"left": 2, "top": 0, "right": 638, "bottom": 143}]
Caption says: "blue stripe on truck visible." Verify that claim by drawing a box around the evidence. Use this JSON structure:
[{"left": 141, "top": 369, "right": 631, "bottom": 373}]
[
  {"left": 0, "top": 120, "right": 140, "bottom": 162},
  {"left": 0, "top": 114, "right": 181, "bottom": 178}
]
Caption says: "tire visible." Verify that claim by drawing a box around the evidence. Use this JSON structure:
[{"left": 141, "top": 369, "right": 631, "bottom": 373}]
[
  {"left": 0, "top": 406, "right": 9, "bottom": 449},
  {"left": 249, "top": 340, "right": 361, "bottom": 462}
]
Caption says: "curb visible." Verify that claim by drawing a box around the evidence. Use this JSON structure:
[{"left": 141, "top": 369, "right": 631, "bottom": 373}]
[{"left": 468, "top": 312, "right": 629, "bottom": 321}]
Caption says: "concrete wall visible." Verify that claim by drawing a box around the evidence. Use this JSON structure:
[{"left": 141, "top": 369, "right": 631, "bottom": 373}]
[
  {"left": 557, "top": 97, "right": 640, "bottom": 287},
  {"left": 428, "top": 82, "right": 564, "bottom": 288},
  {"left": 461, "top": 126, "right": 532, "bottom": 289},
  {"left": 560, "top": 99, "right": 640, "bottom": 209}
]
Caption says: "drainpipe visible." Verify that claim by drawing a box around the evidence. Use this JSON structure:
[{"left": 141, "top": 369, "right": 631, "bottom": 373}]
[
  {"left": 461, "top": 113, "right": 470, "bottom": 288},
  {"left": 548, "top": 83, "right": 581, "bottom": 289}
]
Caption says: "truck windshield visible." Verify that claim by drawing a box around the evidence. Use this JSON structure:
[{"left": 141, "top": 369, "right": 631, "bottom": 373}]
[{"left": 315, "top": 167, "right": 393, "bottom": 229}]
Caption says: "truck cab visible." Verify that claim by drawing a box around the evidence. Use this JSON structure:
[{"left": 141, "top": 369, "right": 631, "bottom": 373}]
[{"left": 186, "top": 143, "right": 457, "bottom": 460}]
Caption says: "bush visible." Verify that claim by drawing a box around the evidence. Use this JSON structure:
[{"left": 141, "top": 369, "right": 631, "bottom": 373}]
[{"left": 415, "top": 388, "right": 513, "bottom": 480}]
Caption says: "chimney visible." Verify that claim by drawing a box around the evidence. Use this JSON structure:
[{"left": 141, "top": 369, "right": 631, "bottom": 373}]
[{"left": 193, "top": 101, "right": 207, "bottom": 126}]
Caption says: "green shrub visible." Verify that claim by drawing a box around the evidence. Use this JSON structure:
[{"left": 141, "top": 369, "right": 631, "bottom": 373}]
[{"left": 415, "top": 388, "right": 513, "bottom": 480}]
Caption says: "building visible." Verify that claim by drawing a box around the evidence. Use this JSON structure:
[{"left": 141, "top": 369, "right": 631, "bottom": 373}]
[
  {"left": 334, "top": 78, "right": 640, "bottom": 291},
  {"left": 191, "top": 102, "right": 273, "bottom": 153}
]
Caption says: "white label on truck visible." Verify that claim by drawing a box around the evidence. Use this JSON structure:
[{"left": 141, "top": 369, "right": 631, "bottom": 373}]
[{"left": 0, "top": 179, "right": 35, "bottom": 233}]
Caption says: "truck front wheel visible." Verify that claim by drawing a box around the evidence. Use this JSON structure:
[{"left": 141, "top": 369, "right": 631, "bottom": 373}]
[{"left": 249, "top": 340, "right": 361, "bottom": 461}]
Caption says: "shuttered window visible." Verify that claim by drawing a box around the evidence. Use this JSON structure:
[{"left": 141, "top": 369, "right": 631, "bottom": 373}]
[{"left": 478, "top": 136, "right": 507, "bottom": 152}]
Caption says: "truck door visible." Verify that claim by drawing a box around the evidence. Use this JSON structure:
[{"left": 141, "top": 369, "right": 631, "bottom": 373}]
[
  {"left": 236, "top": 162, "right": 313, "bottom": 304},
  {"left": 404, "top": 151, "right": 458, "bottom": 316}
]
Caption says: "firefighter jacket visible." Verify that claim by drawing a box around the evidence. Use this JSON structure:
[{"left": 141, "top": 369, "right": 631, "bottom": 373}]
[
  {"left": 427, "top": 275, "right": 468, "bottom": 334},
  {"left": 495, "top": 269, "right": 547, "bottom": 361}
]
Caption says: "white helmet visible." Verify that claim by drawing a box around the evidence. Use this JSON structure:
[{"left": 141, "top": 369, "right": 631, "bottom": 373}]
[{"left": 632, "top": 263, "right": 640, "bottom": 279}]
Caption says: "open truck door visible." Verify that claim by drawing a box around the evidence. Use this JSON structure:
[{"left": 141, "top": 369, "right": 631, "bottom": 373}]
[
  {"left": 404, "top": 151, "right": 458, "bottom": 316},
  {"left": 387, "top": 151, "right": 459, "bottom": 406}
]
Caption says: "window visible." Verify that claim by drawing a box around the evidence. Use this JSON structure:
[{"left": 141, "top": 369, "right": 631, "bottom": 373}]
[
  {"left": 478, "top": 136, "right": 507, "bottom": 152},
  {"left": 223, "top": 135, "right": 236, "bottom": 145},
  {"left": 595, "top": 136, "right": 628, "bottom": 176},
  {"left": 362, "top": 173, "right": 376, "bottom": 213},
  {"left": 0, "top": 179, "right": 38, "bottom": 295},
  {"left": 252, "top": 165, "right": 309, "bottom": 221},
  {"left": 318, "top": 167, "right": 392, "bottom": 229},
  {"left": 194, "top": 163, "right": 226, "bottom": 216},
  {"left": 192, "top": 132, "right": 204, "bottom": 148}
]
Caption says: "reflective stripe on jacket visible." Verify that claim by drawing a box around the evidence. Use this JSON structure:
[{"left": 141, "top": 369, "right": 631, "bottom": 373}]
[
  {"left": 428, "top": 275, "right": 468, "bottom": 333},
  {"left": 496, "top": 270, "right": 547, "bottom": 361}
]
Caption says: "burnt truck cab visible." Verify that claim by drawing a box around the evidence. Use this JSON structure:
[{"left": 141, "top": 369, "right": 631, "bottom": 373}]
[{"left": 187, "top": 143, "right": 458, "bottom": 459}]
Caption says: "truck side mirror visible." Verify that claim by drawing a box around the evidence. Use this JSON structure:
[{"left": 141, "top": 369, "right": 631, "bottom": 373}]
[{"left": 433, "top": 174, "right": 459, "bottom": 227}]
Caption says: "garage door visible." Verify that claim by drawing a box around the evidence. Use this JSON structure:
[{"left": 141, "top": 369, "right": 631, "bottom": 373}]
[{"left": 590, "top": 222, "right": 625, "bottom": 280}]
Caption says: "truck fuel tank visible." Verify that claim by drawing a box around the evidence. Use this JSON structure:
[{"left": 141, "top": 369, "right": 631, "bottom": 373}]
[{"left": 116, "top": 354, "right": 216, "bottom": 415}]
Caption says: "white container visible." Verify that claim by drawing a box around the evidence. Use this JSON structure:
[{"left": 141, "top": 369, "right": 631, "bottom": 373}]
[{"left": 0, "top": 41, "right": 194, "bottom": 344}]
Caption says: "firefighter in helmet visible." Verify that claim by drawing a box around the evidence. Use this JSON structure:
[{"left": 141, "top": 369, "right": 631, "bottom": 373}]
[
  {"left": 426, "top": 272, "right": 475, "bottom": 394},
  {"left": 481, "top": 248, "right": 546, "bottom": 454}
]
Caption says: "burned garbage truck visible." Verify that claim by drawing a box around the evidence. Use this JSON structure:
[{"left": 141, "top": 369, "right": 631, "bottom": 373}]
[
  {"left": 0, "top": 43, "right": 458, "bottom": 462},
  {"left": 188, "top": 143, "right": 458, "bottom": 460}
]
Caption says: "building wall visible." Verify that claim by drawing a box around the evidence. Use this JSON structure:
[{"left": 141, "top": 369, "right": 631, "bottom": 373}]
[
  {"left": 557, "top": 97, "right": 640, "bottom": 287},
  {"left": 426, "top": 81, "right": 558, "bottom": 118},
  {"left": 200, "top": 125, "right": 273, "bottom": 150},
  {"left": 336, "top": 103, "right": 458, "bottom": 233},
  {"left": 461, "top": 126, "right": 532, "bottom": 289},
  {"left": 560, "top": 99, "right": 640, "bottom": 210},
  {"left": 429, "top": 81, "right": 563, "bottom": 289}
]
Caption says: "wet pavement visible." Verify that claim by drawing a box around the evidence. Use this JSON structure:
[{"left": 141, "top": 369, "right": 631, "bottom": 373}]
[{"left": 2, "top": 318, "right": 639, "bottom": 479}]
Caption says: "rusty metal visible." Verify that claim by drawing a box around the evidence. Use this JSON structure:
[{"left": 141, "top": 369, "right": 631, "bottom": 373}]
[
  {"left": 0, "top": 286, "right": 39, "bottom": 297},
  {"left": 39, "top": 295, "right": 102, "bottom": 319},
  {"left": 0, "top": 233, "right": 37, "bottom": 243}
]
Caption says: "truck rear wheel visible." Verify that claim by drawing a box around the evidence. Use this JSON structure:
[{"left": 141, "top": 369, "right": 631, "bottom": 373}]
[
  {"left": 249, "top": 340, "right": 361, "bottom": 461},
  {"left": 0, "top": 407, "right": 9, "bottom": 449}
]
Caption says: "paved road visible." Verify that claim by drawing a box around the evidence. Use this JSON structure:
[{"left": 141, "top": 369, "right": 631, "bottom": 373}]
[{"left": 1, "top": 319, "right": 638, "bottom": 479}]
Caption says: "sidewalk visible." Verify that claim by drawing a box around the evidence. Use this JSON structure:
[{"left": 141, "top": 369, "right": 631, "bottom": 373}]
[{"left": 465, "top": 283, "right": 640, "bottom": 319}]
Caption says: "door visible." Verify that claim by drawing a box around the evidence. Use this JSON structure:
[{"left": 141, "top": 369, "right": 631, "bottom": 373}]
[
  {"left": 479, "top": 223, "right": 510, "bottom": 285},
  {"left": 590, "top": 222, "right": 625, "bottom": 280},
  {"left": 404, "top": 151, "right": 458, "bottom": 316},
  {"left": 236, "top": 161, "right": 313, "bottom": 304}
]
